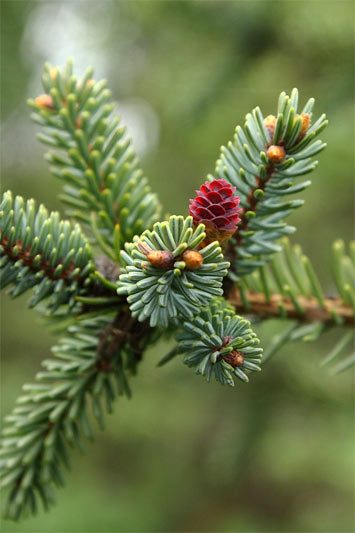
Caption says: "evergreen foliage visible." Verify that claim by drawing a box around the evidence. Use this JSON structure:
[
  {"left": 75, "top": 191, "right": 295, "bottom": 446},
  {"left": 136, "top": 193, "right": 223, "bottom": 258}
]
[
  {"left": 0, "top": 191, "right": 94, "bottom": 311},
  {"left": 214, "top": 89, "right": 328, "bottom": 279},
  {"left": 0, "top": 313, "right": 136, "bottom": 520},
  {"left": 231, "top": 238, "right": 354, "bottom": 369},
  {"left": 117, "top": 216, "right": 230, "bottom": 326},
  {"left": 1, "top": 60, "right": 353, "bottom": 521},
  {"left": 28, "top": 60, "right": 161, "bottom": 256},
  {"left": 177, "top": 298, "right": 262, "bottom": 386}
]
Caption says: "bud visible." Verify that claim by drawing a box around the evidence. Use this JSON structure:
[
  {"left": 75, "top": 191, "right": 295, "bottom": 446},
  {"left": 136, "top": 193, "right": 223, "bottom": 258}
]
[
  {"left": 189, "top": 178, "right": 241, "bottom": 244},
  {"left": 146, "top": 250, "right": 174, "bottom": 270},
  {"left": 266, "top": 145, "right": 286, "bottom": 163},
  {"left": 34, "top": 94, "right": 55, "bottom": 111},
  {"left": 182, "top": 250, "right": 203, "bottom": 270},
  {"left": 264, "top": 114, "right": 277, "bottom": 138},
  {"left": 223, "top": 350, "right": 245, "bottom": 367},
  {"left": 298, "top": 113, "right": 311, "bottom": 139}
]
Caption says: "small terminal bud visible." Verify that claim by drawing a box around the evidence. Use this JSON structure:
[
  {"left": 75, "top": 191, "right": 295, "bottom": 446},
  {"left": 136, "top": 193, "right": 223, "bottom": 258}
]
[
  {"left": 223, "top": 351, "right": 245, "bottom": 367},
  {"left": 266, "top": 145, "right": 286, "bottom": 163},
  {"left": 264, "top": 114, "right": 277, "bottom": 138},
  {"left": 34, "top": 94, "right": 55, "bottom": 111},
  {"left": 298, "top": 113, "right": 311, "bottom": 138},
  {"left": 182, "top": 250, "right": 203, "bottom": 270},
  {"left": 147, "top": 250, "right": 174, "bottom": 270}
]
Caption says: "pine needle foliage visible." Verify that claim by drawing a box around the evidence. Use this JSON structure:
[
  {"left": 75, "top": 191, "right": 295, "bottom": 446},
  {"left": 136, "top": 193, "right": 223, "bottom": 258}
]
[
  {"left": 230, "top": 238, "right": 354, "bottom": 369},
  {"left": 177, "top": 299, "right": 262, "bottom": 386},
  {"left": 1, "top": 60, "right": 353, "bottom": 521},
  {"left": 0, "top": 191, "right": 94, "bottom": 311},
  {"left": 117, "top": 216, "right": 230, "bottom": 326},
  {"left": 214, "top": 89, "right": 328, "bottom": 279},
  {"left": 0, "top": 313, "right": 136, "bottom": 520},
  {"left": 28, "top": 60, "right": 161, "bottom": 255}
]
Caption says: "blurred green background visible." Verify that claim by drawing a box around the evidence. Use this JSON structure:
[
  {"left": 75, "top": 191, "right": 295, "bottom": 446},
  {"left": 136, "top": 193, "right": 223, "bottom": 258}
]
[{"left": 1, "top": 1, "right": 354, "bottom": 532}]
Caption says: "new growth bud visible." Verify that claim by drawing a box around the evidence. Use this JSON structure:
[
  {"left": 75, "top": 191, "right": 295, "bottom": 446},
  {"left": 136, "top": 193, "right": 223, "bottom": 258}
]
[
  {"left": 34, "top": 94, "right": 55, "bottom": 111},
  {"left": 146, "top": 250, "right": 174, "bottom": 270},
  {"left": 223, "top": 350, "right": 245, "bottom": 367},
  {"left": 297, "top": 113, "right": 311, "bottom": 139},
  {"left": 264, "top": 114, "right": 277, "bottom": 138},
  {"left": 182, "top": 250, "right": 203, "bottom": 270},
  {"left": 266, "top": 145, "right": 286, "bottom": 163},
  {"left": 189, "top": 178, "right": 241, "bottom": 244}
]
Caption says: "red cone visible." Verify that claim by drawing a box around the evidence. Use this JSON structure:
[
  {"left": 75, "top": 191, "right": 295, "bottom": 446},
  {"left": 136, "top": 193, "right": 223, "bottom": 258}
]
[{"left": 189, "top": 178, "right": 241, "bottom": 243}]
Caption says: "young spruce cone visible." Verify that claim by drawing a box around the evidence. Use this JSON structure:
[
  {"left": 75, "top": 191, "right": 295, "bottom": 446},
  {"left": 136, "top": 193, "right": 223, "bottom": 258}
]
[{"left": 189, "top": 178, "right": 241, "bottom": 243}]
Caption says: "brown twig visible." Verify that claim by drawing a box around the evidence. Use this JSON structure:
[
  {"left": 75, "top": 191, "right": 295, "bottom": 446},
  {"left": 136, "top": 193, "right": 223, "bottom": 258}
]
[
  {"left": 1, "top": 237, "right": 77, "bottom": 283},
  {"left": 227, "top": 287, "right": 354, "bottom": 327},
  {"left": 96, "top": 308, "right": 151, "bottom": 372}
]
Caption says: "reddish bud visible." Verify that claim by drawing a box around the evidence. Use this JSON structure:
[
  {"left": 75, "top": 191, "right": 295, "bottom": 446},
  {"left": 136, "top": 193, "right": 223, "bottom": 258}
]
[
  {"left": 266, "top": 145, "right": 286, "bottom": 163},
  {"left": 146, "top": 250, "right": 174, "bottom": 270},
  {"left": 182, "top": 250, "right": 203, "bottom": 270},
  {"left": 223, "top": 351, "right": 245, "bottom": 367},
  {"left": 35, "top": 94, "right": 55, "bottom": 111},
  {"left": 298, "top": 113, "right": 311, "bottom": 139},
  {"left": 189, "top": 178, "right": 241, "bottom": 243}
]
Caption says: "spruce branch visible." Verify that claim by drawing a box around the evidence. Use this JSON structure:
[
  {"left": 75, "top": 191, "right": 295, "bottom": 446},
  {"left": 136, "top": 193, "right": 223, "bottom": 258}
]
[
  {"left": 117, "top": 215, "right": 230, "bottom": 327},
  {"left": 214, "top": 89, "right": 328, "bottom": 279},
  {"left": 1, "top": 59, "right": 353, "bottom": 524},
  {"left": 0, "top": 191, "right": 94, "bottom": 311},
  {"left": 28, "top": 60, "right": 161, "bottom": 255},
  {"left": 226, "top": 238, "right": 354, "bottom": 368},
  {"left": 0, "top": 311, "right": 151, "bottom": 521},
  {"left": 176, "top": 298, "right": 262, "bottom": 386}
]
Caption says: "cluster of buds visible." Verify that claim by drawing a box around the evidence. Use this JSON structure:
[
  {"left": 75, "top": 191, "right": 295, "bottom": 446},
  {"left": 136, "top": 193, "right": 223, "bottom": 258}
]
[
  {"left": 189, "top": 178, "right": 241, "bottom": 244},
  {"left": 264, "top": 113, "right": 311, "bottom": 165},
  {"left": 144, "top": 248, "right": 204, "bottom": 271},
  {"left": 140, "top": 178, "right": 241, "bottom": 273}
]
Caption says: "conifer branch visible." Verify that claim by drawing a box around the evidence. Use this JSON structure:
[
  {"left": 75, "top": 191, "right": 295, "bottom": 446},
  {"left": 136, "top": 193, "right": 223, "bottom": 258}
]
[
  {"left": 1, "top": 60, "right": 353, "bottom": 523},
  {"left": 226, "top": 238, "right": 354, "bottom": 368},
  {"left": 117, "top": 215, "right": 230, "bottom": 327},
  {"left": 0, "top": 191, "right": 94, "bottom": 311},
  {"left": 214, "top": 89, "right": 328, "bottom": 279},
  {"left": 227, "top": 238, "right": 354, "bottom": 326},
  {"left": 28, "top": 60, "right": 161, "bottom": 255},
  {"left": 176, "top": 298, "right": 262, "bottom": 386},
  {"left": 0, "top": 311, "right": 152, "bottom": 520}
]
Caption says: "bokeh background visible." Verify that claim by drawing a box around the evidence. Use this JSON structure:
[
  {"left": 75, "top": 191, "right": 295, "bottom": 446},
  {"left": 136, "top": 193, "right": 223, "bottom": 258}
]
[{"left": 1, "top": 1, "right": 354, "bottom": 532}]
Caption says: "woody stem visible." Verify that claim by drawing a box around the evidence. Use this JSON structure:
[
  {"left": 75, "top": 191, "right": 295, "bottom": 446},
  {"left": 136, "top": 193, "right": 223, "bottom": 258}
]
[{"left": 226, "top": 287, "right": 354, "bottom": 327}]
